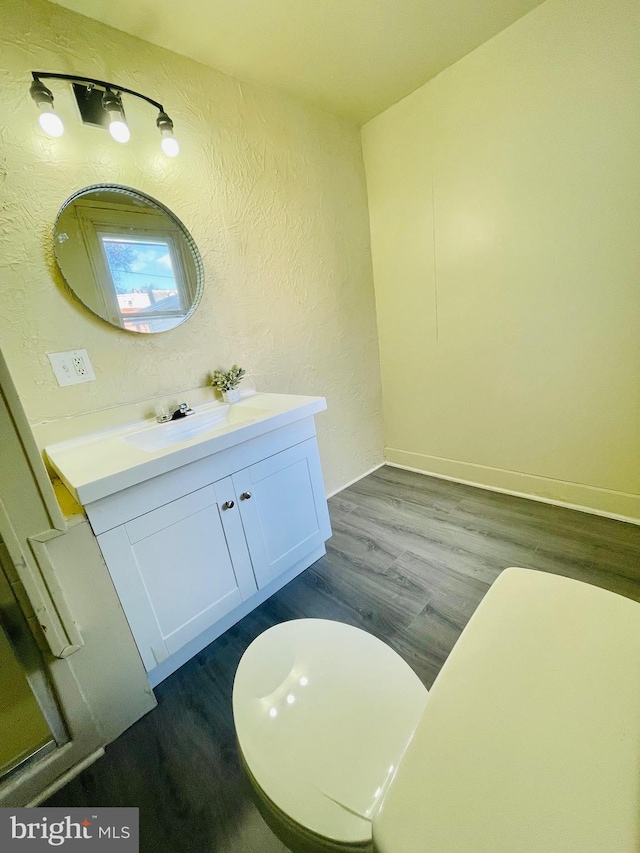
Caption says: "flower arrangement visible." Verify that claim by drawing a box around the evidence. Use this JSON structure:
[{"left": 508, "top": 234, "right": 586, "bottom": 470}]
[{"left": 211, "top": 365, "right": 246, "bottom": 393}]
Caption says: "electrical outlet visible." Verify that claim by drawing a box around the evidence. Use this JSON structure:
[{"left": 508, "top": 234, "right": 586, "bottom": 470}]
[
  {"left": 72, "top": 354, "right": 90, "bottom": 377},
  {"left": 48, "top": 349, "right": 96, "bottom": 387}
]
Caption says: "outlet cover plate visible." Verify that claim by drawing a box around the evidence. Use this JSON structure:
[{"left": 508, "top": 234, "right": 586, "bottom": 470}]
[{"left": 48, "top": 349, "right": 96, "bottom": 387}]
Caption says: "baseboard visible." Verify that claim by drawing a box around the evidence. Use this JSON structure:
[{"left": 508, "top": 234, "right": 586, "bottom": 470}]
[
  {"left": 326, "top": 461, "right": 385, "bottom": 499},
  {"left": 26, "top": 749, "right": 105, "bottom": 806},
  {"left": 385, "top": 449, "right": 640, "bottom": 526}
]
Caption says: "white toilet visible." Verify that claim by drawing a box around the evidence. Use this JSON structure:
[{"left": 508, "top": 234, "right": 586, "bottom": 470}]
[
  {"left": 234, "top": 571, "right": 640, "bottom": 853},
  {"left": 232, "top": 619, "right": 428, "bottom": 853}
]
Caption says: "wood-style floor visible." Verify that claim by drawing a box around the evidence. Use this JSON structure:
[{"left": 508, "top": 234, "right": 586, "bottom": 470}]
[{"left": 47, "top": 466, "right": 640, "bottom": 852}]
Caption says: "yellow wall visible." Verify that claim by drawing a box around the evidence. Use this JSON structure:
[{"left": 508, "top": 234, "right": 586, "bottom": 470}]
[
  {"left": 0, "top": 0, "right": 383, "bottom": 495},
  {"left": 362, "top": 0, "right": 640, "bottom": 520}
]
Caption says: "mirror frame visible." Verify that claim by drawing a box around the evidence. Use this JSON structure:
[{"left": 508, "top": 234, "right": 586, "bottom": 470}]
[{"left": 53, "top": 183, "right": 205, "bottom": 334}]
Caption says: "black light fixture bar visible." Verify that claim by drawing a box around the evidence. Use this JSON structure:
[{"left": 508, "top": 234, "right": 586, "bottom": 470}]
[
  {"left": 30, "top": 71, "right": 180, "bottom": 154},
  {"left": 31, "top": 71, "right": 165, "bottom": 112}
]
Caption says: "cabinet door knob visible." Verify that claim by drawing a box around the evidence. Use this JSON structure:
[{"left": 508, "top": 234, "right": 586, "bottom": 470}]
[
  {"left": 222, "top": 500, "right": 235, "bottom": 510},
  {"left": 240, "top": 491, "right": 252, "bottom": 501}
]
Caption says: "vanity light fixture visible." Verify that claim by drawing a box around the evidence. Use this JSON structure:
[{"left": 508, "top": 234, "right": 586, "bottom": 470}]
[{"left": 29, "top": 72, "right": 179, "bottom": 156}]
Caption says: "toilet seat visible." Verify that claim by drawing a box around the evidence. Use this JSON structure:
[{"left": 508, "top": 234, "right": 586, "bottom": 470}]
[
  {"left": 233, "top": 619, "right": 428, "bottom": 849},
  {"left": 240, "top": 748, "right": 373, "bottom": 853}
]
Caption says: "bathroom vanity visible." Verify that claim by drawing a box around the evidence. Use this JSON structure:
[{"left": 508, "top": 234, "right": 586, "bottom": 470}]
[{"left": 45, "top": 394, "right": 331, "bottom": 685}]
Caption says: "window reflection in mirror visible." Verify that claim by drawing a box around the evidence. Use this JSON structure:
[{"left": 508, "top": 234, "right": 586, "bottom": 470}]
[{"left": 54, "top": 186, "right": 203, "bottom": 334}]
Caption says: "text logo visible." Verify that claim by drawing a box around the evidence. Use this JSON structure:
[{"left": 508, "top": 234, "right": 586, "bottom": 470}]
[{"left": 0, "top": 808, "right": 138, "bottom": 850}]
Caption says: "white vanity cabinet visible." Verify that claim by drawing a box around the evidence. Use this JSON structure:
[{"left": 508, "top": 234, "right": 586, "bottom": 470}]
[
  {"left": 96, "top": 483, "right": 256, "bottom": 672},
  {"left": 72, "top": 411, "right": 331, "bottom": 685},
  {"left": 232, "top": 440, "right": 329, "bottom": 588}
]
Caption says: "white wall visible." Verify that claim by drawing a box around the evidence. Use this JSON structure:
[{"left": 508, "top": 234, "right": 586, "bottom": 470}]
[
  {"left": 0, "top": 0, "right": 384, "bottom": 495},
  {"left": 362, "top": 0, "right": 640, "bottom": 520}
]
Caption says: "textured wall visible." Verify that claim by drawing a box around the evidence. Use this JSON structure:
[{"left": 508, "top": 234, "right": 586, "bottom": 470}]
[
  {"left": 363, "top": 0, "right": 640, "bottom": 519},
  {"left": 0, "top": 0, "right": 383, "bottom": 494}
]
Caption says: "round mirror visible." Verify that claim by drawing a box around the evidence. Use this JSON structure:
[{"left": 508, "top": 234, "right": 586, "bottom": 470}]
[{"left": 53, "top": 184, "right": 204, "bottom": 333}]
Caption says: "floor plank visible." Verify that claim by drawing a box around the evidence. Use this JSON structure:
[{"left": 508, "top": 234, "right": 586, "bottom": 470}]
[{"left": 46, "top": 467, "right": 640, "bottom": 851}]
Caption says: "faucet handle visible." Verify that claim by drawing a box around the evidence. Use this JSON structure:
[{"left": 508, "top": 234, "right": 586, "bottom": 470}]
[{"left": 155, "top": 403, "right": 171, "bottom": 423}]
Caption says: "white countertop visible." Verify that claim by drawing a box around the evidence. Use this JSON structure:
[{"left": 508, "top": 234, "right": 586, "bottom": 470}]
[
  {"left": 374, "top": 568, "right": 640, "bottom": 853},
  {"left": 44, "top": 393, "right": 326, "bottom": 506}
]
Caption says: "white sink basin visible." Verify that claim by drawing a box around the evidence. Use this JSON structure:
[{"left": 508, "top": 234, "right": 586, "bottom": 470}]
[
  {"left": 44, "top": 392, "right": 327, "bottom": 505},
  {"left": 123, "top": 404, "right": 271, "bottom": 452}
]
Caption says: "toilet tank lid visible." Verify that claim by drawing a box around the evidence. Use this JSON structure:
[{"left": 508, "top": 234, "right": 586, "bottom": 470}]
[
  {"left": 374, "top": 568, "right": 640, "bottom": 853},
  {"left": 233, "top": 618, "right": 428, "bottom": 845}
]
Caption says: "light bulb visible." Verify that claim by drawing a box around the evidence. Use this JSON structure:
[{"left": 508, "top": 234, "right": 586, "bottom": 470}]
[
  {"left": 109, "top": 119, "right": 130, "bottom": 143},
  {"left": 161, "top": 134, "right": 180, "bottom": 157},
  {"left": 38, "top": 109, "right": 64, "bottom": 137},
  {"left": 157, "top": 111, "right": 179, "bottom": 157},
  {"left": 30, "top": 80, "right": 63, "bottom": 137},
  {"left": 103, "top": 91, "right": 130, "bottom": 144}
]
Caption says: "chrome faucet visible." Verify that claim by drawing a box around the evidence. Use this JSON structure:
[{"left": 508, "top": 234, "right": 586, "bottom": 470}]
[
  {"left": 156, "top": 402, "right": 195, "bottom": 423},
  {"left": 171, "top": 402, "right": 195, "bottom": 420}
]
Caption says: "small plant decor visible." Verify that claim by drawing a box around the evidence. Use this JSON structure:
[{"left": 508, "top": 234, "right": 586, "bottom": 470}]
[{"left": 211, "top": 365, "right": 246, "bottom": 402}]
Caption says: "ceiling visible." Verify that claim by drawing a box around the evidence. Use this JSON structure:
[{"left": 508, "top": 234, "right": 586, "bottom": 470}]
[{"left": 50, "top": 0, "right": 547, "bottom": 124}]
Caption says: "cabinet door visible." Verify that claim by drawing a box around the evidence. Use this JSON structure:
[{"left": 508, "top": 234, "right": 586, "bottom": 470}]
[
  {"left": 233, "top": 438, "right": 331, "bottom": 588},
  {"left": 97, "top": 484, "right": 256, "bottom": 671}
]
